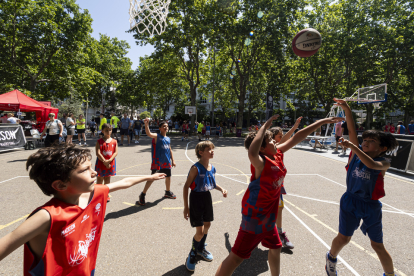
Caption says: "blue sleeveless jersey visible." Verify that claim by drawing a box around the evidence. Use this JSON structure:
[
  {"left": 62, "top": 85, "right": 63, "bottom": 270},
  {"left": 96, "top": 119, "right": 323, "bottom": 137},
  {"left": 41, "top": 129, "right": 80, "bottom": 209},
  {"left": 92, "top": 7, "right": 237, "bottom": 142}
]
[
  {"left": 346, "top": 148, "right": 385, "bottom": 202},
  {"left": 409, "top": 124, "right": 414, "bottom": 134},
  {"left": 398, "top": 125, "right": 406, "bottom": 134},
  {"left": 151, "top": 134, "right": 171, "bottom": 170},
  {"left": 189, "top": 162, "right": 217, "bottom": 192},
  {"left": 206, "top": 126, "right": 211, "bottom": 131}
]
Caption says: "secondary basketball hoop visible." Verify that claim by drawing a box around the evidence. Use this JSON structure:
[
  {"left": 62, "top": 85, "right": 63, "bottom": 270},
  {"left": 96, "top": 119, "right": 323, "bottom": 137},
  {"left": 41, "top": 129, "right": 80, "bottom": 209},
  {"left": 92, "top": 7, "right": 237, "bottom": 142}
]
[{"left": 129, "top": 0, "right": 171, "bottom": 36}]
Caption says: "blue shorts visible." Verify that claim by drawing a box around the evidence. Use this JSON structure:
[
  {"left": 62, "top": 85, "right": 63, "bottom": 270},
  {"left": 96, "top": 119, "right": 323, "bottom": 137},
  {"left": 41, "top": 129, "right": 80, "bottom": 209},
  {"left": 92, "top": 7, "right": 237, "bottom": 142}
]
[
  {"left": 134, "top": 129, "right": 141, "bottom": 136},
  {"left": 339, "top": 192, "right": 383, "bottom": 243}
]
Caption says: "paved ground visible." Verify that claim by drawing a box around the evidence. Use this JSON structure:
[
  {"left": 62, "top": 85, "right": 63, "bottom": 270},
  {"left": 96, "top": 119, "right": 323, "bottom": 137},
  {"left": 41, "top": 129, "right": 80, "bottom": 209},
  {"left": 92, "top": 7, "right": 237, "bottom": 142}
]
[{"left": 1, "top": 135, "right": 413, "bottom": 275}]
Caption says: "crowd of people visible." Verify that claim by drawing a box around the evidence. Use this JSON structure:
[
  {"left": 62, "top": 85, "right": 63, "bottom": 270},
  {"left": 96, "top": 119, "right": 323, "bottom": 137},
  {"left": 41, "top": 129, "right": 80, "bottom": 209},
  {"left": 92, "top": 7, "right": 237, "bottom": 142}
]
[{"left": 383, "top": 121, "right": 414, "bottom": 135}]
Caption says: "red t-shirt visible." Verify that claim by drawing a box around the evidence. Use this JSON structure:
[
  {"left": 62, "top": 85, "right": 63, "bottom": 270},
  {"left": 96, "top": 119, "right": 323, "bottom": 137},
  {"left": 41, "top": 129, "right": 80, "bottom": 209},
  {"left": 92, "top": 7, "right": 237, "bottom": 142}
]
[{"left": 24, "top": 185, "right": 109, "bottom": 276}]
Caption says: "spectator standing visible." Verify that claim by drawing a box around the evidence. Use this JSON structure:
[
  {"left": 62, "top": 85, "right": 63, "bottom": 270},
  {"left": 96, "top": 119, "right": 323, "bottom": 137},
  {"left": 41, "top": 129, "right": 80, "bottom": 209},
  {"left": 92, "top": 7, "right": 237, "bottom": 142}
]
[
  {"left": 133, "top": 116, "right": 144, "bottom": 144},
  {"left": 396, "top": 121, "right": 406, "bottom": 134},
  {"left": 333, "top": 121, "right": 343, "bottom": 153},
  {"left": 65, "top": 113, "right": 76, "bottom": 144},
  {"left": 110, "top": 112, "right": 120, "bottom": 141},
  {"left": 408, "top": 120, "right": 414, "bottom": 135},
  {"left": 99, "top": 114, "right": 107, "bottom": 137},
  {"left": 7, "top": 113, "right": 20, "bottom": 124},
  {"left": 384, "top": 122, "right": 390, "bottom": 133},
  {"left": 60, "top": 113, "right": 67, "bottom": 128},
  {"left": 389, "top": 123, "right": 395, "bottom": 133},
  {"left": 76, "top": 114, "right": 87, "bottom": 146},
  {"left": 175, "top": 121, "right": 180, "bottom": 132},
  {"left": 41, "top": 113, "right": 63, "bottom": 147},
  {"left": 89, "top": 119, "right": 97, "bottom": 137},
  {"left": 129, "top": 115, "right": 135, "bottom": 141},
  {"left": 168, "top": 120, "right": 173, "bottom": 133},
  {"left": 197, "top": 121, "right": 204, "bottom": 141},
  {"left": 119, "top": 113, "right": 132, "bottom": 146}
]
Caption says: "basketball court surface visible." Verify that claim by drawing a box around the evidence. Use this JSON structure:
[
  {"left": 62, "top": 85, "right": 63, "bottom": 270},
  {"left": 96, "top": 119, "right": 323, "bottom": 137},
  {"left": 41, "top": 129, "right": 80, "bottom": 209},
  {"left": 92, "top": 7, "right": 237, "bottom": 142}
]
[{"left": 1, "top": 136, "right": 413, "bottom": 275}]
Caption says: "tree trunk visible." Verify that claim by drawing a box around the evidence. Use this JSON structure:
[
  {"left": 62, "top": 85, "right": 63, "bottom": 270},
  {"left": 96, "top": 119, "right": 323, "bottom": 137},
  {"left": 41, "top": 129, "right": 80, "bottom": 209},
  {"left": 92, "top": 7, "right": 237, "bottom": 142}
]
[
  {"left": 246, "top": 109, "right": 251, "bottom": 130},
  {"left": 237, "top": 81, "right": 246, "bottom": 128},
  {"left": 30, "top": 77, "right": 37, "bottom": 92},
  {"left": 190, "top": 82, "right": 197, "bottom": 134},
  {"left": 366, "top": 104, "right": 374, "bottom": 130}
]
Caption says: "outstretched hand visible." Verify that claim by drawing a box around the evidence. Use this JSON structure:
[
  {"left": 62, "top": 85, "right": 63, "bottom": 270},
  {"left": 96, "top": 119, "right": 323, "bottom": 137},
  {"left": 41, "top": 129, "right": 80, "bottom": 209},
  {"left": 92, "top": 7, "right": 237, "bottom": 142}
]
[
  {"left": 264, "top": 115, "right": 280, "bottom": 129},
  {"left": 144, "top": 118, "right": 150, "bottom": 124},
  {"left": 325, "top": 117, "right": 344, "bottom": 124},
  {"left": 294, "top": 116, "right": 303, "bottom": 127},
  {"left": 151, "top": 173, "right": 166, "bottom": 180},
  {"left": 333, "top": 98, "right": 350, "bottom": 110}
]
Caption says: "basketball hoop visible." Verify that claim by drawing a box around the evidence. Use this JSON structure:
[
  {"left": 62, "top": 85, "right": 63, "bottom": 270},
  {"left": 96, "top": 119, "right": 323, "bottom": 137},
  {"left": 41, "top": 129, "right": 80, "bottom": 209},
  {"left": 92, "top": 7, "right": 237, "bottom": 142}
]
[
  {"left": 129, "top": 0, "right": 171, "bottom": 36},
  {"left": 188, "top": 111, "right": 193, "bottom": 117}
]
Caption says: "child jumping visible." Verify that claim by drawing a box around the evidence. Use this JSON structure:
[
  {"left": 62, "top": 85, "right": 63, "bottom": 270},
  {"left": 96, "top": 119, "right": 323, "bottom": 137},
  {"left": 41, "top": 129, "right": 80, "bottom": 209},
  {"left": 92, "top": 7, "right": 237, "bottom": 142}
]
[
  {"left": 0, "top": 144, "right": 165, "bottom": 274},
  {"left": 215, "top": 114, "right": 343, "bottom": 276},
  {"left": 183, "top": 141, "right": 227, "bottom": 271},
  {"left": 325, "top": 99, "right": 398, "bottom": 276},
  {"left": 95, "top": 123, "right": 118, "bottom": 202},
  {"left": 137, "top": 118, "right": 177, "bottom": 205},
  {"left": 268, "top": 116, "right": 302, "bottom": 250}
]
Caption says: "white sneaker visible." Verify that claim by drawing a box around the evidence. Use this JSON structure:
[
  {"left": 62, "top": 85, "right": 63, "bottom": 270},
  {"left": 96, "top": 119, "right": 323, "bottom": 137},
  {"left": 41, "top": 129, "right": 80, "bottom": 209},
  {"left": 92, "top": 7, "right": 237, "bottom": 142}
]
[
  {"left": 135, "top": 140, "right": 138, "bottom": 144},
  {"left": 78, "top": 142, "right": 82, "bottom": 146},
  {"left": 325, "top": 251, "right": 337, "bottom": 276},
  {"left": 84, "top": 143, "right": 87, "bottom": 146},
  {"left": 137, "top": 140, "right": 139, "bottom": 144}
]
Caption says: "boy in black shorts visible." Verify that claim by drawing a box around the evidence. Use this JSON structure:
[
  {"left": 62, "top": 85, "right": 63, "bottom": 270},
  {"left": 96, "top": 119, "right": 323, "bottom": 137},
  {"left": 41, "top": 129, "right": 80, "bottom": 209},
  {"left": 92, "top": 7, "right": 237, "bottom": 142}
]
[
  {"left": 183, "top": 141, "right": 227, "bottom": 271},
  {"left": 137, "top": 119, "right": 177, "bottom": 205}
]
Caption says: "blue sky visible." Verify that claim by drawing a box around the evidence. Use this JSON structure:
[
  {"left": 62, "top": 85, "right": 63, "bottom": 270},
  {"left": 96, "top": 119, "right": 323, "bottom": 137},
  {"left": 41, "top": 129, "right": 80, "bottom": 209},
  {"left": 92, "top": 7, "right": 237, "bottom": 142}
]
[{"left": 76, "top": 0, "right": 154, "bottom": 69}]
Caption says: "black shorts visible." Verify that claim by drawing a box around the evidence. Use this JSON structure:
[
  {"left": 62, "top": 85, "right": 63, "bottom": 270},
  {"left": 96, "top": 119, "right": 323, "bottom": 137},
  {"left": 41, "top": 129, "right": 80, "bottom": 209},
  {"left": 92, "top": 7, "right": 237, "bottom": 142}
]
[
  {"left": 336, "top": 136, "right": 341, "bottom": 142},
  {"left": 151, "top": 168, "right": 172, "bottom": 177},
  {"left": 112, "top": 128, "right": 118, "bottom": 134},
  {"left": 120, "top": 128, "right": 129, "bottom": 135},
  {"left": 77, "top": 129, "right": 85, "bottom": 134},
  {"left": 190, "top": 191, "right": 214, "bottom": 227},
  {"left": 90, "top": 127, "right": 96, "bottom": 132}
]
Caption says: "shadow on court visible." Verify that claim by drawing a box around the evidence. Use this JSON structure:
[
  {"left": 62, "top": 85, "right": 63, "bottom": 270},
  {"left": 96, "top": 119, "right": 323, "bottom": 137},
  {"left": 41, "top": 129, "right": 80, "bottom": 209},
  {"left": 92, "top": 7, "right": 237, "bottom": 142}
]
[
  {"left": 161, "top": 264, "right": 194, "bottom": 276},
  {"left": 104, "top": 198, "right": 165, "bottom": 222},
  {"left": 7, "top": 159, "right": 27, "bottom": 163}
]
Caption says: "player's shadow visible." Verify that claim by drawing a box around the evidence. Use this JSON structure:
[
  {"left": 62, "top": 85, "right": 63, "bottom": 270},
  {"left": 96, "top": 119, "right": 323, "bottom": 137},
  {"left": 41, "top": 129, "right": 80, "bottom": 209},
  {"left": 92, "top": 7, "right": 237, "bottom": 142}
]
[
  {"left": 104, "top": 198, "right": 165, "bottom": 222},
  {"left": 7, "top": 159, "right": 27, "bottom": 163},
  {"left": 161, "top": 264, "right": 194, "bottom": 276},
  {"left": 224, "top": 232, "right": 292, "bottom": 275}
]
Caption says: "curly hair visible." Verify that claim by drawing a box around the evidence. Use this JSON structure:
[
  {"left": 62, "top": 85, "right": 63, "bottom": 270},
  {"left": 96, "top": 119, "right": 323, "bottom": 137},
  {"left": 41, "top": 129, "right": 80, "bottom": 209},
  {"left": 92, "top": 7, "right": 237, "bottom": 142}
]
[
  {"left": 195, "top": 141, "right": 215, "bottom": 159},
  {"left": 26, "top": 144, "right": 92, "bottom": 196},
  {"left": 362, "top": 130, "right": 399, "bottom": 157},
  {"left": 269, "top": 127, "right": 283, "bottom": 138},
  {"left": 244, "top": 130, "right": 272, "bottom": 151}
]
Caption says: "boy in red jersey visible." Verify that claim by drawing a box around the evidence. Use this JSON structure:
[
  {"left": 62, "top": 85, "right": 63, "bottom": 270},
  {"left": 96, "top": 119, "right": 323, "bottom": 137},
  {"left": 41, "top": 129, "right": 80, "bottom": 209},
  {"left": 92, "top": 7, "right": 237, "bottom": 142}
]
[
  {"left": 0, "top": 144, "right": 165, "bottom": 275},
  {"left": 215, "top": 114, "right": 343, "bottom": 276},
  {"left": 325, "top": 99, "right": 399, "bottom": 276}
]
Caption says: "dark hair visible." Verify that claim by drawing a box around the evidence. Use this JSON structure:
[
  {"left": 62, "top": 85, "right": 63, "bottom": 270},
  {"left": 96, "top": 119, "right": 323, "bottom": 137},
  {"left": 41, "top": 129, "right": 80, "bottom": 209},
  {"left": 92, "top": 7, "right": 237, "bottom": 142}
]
[
  {"left": 398, "top": 121, "right": 403, "bottom": 125},
  {"left": 244, "top": 130, "right": 273, "bottom": 150},
  {"left": 159, "top": 121, "right": 168, "bottom": 128},
  {"left": 101, "top": 123, "right": 112, "bottom": 131},
  {"left": 269, "top": 127, "right": 283, "bottom": 138},
  {"left": 26, "top": 144, "right": 92, "bottom": 196},
  {"left": 195, "top": 141, "right": 215, "bottom": 159},
  {"left": 362, "top": 130, "right": 399, "bottom": 157}
]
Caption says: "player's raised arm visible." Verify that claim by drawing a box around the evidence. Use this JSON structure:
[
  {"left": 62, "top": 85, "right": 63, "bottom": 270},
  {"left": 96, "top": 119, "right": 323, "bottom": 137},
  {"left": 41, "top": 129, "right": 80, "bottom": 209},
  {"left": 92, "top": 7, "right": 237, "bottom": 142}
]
[
  {"left": 333, "top": 98, "right": 359, "bottom": 148},
  {"left": 248, "top": 115, "right": 279, "bottom": 169},
  {"left": 0, "top": 209, "right": 50, "bottom": 261},
  {"left": 278, "top": 117, "right": 344, "bottom": 153},
  {"left": 278, "top": 116, "right": 302, "bottom": 145},
  {"left": 338, "top": 138, "right": 391, "bottom": 171},
  {"left": 106, "top": 173, "right": 165, "bottom": 193},
  {"left": 144, "top": 118, "right": 158, "bottom": 140}
]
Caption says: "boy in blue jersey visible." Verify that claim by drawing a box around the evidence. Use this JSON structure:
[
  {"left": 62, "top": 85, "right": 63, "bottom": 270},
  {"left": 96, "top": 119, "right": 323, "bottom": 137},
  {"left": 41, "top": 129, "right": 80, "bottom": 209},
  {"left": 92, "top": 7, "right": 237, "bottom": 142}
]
[
  {"left": 183, "top": 141, "right": 227, "bottom": 271},
  {"left": 205, "top": 122, "right": 211, "bottom": 140},
  {"left": 215, "top": 124, "right": 221, "bottom": 140},
  {"left": 216, "top": 115, "right": 343, "bottom": 276},
  {"left": 137, "top": 119, "right": 177, "bottom": 205},
  {"left": 325, "top": 99, "right": 399, "bottom": 276}
]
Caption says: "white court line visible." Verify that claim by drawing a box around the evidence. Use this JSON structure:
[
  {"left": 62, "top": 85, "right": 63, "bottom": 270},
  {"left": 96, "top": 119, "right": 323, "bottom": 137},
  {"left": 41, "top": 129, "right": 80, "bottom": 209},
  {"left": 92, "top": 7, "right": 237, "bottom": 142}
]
[
  {"left": 185, "top": 141, "right": 247, "bottom": 184},
  {"left": 284, "top": 205, "right": 361, "bottom": 276},
  {"left": 319, "top": 175, "right": 414, "bottom": 219},
  {"left": 288, "top": 193, "right": 414, "bottom": 216},
  {"left": 0, "top": 176, "right": 29, "bottom": 184}
]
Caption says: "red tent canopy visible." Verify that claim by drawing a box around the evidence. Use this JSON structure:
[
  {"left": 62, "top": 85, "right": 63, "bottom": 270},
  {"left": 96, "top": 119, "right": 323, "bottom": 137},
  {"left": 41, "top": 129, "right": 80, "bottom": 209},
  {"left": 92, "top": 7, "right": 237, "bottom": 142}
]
[{"left": 0, "top": 90, "right": 59, "bottom": 131}]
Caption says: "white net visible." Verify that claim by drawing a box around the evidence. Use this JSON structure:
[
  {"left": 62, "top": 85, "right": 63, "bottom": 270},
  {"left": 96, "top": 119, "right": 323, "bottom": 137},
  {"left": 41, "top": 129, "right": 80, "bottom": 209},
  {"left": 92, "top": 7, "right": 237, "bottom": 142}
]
[{"left": 129, "top": 0, "right": 171, "bottom": 36}]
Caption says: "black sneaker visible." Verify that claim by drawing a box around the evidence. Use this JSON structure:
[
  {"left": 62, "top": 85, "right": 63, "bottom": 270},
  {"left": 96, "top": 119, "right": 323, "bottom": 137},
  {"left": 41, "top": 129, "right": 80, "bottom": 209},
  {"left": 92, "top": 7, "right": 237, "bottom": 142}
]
[
  {"left": 136, "top": 192, "right": 146, "bottom": 206},
  {"left": 164, "top": 190, "right": 176, "bottom": 199}
]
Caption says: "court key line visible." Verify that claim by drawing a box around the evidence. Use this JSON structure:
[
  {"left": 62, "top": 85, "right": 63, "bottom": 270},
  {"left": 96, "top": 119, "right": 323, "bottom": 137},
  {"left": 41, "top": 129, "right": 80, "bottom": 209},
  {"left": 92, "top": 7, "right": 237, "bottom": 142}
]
[
  {"left": 0, "top": 214, "right": 29, "bottom": 230},
  {"left": 285, "top": 200, "right": 407, "bottom": 276}
]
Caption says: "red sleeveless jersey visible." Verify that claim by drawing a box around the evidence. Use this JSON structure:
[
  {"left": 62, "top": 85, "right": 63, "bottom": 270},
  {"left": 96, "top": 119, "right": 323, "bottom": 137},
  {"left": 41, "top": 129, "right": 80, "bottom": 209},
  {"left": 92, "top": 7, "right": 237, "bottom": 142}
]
[
  {"left": 24, "top": 185, "right": 109, "bottom": 276},
  {"left": 241, "top": 150, "right": 287, "bottom": 234}
]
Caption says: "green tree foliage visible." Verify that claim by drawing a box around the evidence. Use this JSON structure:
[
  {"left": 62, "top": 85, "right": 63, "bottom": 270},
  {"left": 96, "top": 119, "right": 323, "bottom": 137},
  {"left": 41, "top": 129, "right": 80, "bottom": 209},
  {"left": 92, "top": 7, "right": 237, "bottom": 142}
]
[{"left": 0, "top": 0, "right": 92, "bottom": 96}]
